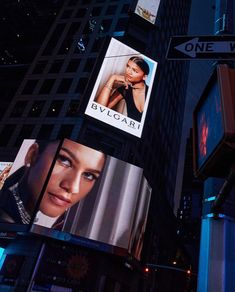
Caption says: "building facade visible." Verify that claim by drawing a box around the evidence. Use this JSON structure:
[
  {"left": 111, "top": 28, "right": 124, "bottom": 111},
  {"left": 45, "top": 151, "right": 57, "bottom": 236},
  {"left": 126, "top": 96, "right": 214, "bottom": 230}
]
[{"left": 0, "top": 0, "right": 192, "bottom": 291}]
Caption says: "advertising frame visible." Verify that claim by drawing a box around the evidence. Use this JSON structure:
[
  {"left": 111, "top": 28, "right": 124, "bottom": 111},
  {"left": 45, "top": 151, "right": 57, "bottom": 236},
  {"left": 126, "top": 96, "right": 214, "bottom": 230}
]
[
  {"left": 134, "top": 0, "right": 161, "bottom": 25},
  {"left": 85, "top": 37, "right": 158, "bottom": 138}
]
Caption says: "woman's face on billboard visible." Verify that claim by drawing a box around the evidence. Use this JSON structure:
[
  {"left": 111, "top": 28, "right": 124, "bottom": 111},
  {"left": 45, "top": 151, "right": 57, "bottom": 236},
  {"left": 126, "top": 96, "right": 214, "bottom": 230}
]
[
  {"left": 26, "top": 139, "right": 105, "bottom": 217},
  {"left": 125, "top": 60, "right": 146, "bottom": 84}
]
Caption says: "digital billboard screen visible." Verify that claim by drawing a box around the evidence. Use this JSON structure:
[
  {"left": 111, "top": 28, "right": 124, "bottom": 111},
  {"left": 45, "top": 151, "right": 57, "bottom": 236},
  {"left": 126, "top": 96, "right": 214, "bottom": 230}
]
[
  {"left": 134, "top": 0, "right": 161, "bottom": 24},
  {"left": 0, "top": 139, "right": 60, "bottom": 231},
  {"left": 0, "top": 162, "right": 13, "bottom": 190},
  {"left": 85, "top": 37, "right": 158, "bottom": 138},
  {"left": 27, "top": 138, "right": 152, "bottom": 260}
]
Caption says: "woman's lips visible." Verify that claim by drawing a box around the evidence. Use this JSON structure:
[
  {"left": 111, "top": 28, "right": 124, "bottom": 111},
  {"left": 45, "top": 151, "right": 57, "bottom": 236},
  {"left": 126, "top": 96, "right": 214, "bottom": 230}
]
[{"left": 48, "top": 193, "right": 71, "bottom": 207}]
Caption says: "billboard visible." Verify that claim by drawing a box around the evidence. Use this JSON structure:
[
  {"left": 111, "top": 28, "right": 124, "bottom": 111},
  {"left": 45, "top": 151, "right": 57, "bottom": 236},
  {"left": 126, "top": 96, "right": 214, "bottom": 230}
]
[
  {"left": 85, "top": 38, "right": 158, "bottom": 138},
  {"left": 0, "top": 162, "right": 13, "bottom": 190},
  {"left": 31, "top": 139, "right": 152, "bottom": 260},
  {"left": 134, "top": 0, "right": 161, "bottom": 24},
  {"left": 0, "top": 139, "right": 60, "bottom": 231},
  {"left": 0, "top": 138, "right": 152, "bottom": 259}
]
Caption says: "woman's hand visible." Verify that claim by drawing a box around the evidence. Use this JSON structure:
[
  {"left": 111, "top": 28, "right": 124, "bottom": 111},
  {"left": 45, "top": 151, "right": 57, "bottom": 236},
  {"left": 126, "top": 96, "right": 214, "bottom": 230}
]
[
  {"left": 96, "top": 74, "right": 129, "bottom": 106},
  {"left": 107, "top": 74, "right": 130, "bottom": 89}
]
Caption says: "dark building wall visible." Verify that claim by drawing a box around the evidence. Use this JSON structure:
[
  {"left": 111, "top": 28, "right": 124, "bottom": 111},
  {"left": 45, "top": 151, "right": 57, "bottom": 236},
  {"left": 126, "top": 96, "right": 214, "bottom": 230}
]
[{"left": 0, "top": 0, "right": 193, "bottom": 290}]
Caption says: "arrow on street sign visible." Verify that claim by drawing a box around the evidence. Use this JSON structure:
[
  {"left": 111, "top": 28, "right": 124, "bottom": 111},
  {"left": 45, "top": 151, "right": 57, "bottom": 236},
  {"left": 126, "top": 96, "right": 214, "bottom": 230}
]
[{"left": 167, "top": 35, "right": 235, "bottom": 60}]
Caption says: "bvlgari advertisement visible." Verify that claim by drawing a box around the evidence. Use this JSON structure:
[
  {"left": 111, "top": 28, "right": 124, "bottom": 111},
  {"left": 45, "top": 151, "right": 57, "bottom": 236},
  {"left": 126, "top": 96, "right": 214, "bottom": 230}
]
[{"left": 85, "top": 38, "right": 158, "bottom": 138}]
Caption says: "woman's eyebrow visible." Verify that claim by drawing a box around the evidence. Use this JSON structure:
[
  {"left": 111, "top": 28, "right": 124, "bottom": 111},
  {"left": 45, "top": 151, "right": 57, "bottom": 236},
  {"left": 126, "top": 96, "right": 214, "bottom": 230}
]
[{"left": 60, "top": 147, "right": 102, "bottom": 174}]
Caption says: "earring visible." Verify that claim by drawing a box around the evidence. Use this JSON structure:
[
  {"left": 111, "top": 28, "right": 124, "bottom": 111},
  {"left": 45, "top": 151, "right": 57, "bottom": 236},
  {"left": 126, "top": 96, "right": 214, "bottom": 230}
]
[{"left": 26, "top": 163, "right": 31, "bottom": 168}]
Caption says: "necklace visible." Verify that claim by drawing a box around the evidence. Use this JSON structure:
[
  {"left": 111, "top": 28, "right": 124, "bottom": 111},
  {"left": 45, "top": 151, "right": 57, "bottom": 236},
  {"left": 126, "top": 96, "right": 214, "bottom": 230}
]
[
  {"left": 130, "top": 84, "right": 146, "bottom": 90},
  {"left": 9, "top": 182, "right": 31, "bottom": 224}
]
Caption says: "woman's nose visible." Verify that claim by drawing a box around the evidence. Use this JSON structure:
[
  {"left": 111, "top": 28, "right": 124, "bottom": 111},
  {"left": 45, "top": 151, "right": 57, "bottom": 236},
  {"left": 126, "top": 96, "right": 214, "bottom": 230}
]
[{"left": 60, "top": 172, "right": 81, "bottom": 194}]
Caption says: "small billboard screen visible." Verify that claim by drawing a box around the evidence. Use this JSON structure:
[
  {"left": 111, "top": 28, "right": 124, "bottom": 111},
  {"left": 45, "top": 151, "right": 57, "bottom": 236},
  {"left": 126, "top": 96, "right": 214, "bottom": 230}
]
[
  {"left": 0, "top": 139, "right": 60, "bottom": 231},
  {"left": 0, "top": 162, "right": 13, "bottom": 190},
  {"left": 134, "top": 0, "right": 161, "bottom": 24},
  {"left": 85, "top": 38, "right": 158, "bottom": 138},
  {"left": 28, "top": 138, "right": 152, "bottom": 260}
]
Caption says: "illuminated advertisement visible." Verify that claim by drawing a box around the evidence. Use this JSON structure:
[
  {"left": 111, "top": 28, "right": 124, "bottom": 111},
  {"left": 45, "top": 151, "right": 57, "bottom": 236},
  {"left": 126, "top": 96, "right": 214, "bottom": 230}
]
[
  {"left": 134, "top": 0, "right": 161, "bottom": 24},
  {"left": 85, "top": 38, "right": 158, "bottom": 138},
  {"left": 0, "top": 139, "right": 60, "bottom": 230},
  {"left": 0, "top": 162, "right": 13, "bottom": 190},
  {"left": 29, "top": 139, "right": 151, "bottom": 260},
  {"left": 0, "top": 138, "right": 151, "bottom": 259}
]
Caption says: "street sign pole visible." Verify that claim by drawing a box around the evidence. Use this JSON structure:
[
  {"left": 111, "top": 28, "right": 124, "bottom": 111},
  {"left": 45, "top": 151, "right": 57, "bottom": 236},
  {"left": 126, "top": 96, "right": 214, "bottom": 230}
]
[
  {"left": 167, "top": 35, "right": 235, "bottom": 60},
  {"left": 197, "top": 1, "right": 235, "bottom": 292}
]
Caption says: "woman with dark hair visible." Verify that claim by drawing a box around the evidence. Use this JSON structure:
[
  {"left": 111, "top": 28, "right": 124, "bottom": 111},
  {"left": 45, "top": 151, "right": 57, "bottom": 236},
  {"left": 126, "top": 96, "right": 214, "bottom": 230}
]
[
  {"left": 96, "top": 56, "right": 150, "bottom": 122},
  {"left": 0, "top": 139, "right": 106, "bottom": 225}
]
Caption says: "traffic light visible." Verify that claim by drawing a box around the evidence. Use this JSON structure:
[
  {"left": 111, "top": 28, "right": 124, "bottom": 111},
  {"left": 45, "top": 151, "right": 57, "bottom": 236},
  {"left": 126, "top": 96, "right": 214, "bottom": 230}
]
[
  {"left": 144, "top": 267, "right": 149, "bottom": 273},
  {"left": 193, "top": 64, "right": 235, "bottom": 179}
]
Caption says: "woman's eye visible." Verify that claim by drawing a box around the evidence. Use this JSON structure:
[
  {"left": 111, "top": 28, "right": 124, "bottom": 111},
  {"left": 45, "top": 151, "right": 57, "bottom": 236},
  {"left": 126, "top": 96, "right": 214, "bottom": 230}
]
[
  {"left": 83, "top": 172, "right": 97, "bottom": 181},
  {"left": 57, "top": 154, "right": 72, "bottom": 167}
]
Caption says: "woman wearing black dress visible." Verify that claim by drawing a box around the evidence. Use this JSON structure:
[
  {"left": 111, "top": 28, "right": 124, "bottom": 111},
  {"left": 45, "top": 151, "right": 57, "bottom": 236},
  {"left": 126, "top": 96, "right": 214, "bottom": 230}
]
[{"left": 96, "top": 56, "right": 149, "bottom": 122}]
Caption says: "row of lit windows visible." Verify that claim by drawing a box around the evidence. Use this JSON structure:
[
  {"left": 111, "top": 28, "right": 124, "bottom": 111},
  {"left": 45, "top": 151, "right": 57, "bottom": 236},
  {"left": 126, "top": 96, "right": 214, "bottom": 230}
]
[{"left": 10, "top": 99, "right": 80, "bottom": 118}]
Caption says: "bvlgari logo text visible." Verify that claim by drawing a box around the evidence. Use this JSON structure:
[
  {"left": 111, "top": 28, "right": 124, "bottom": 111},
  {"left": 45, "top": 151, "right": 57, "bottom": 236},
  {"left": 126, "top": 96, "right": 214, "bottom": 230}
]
[{"left": 91, "top": 102, "right": 141, "bottom": 129}]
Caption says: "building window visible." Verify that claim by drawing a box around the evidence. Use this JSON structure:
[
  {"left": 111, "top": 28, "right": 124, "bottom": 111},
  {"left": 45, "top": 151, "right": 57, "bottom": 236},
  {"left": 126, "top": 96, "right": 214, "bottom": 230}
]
[
  {"left": 91, "top": 6, "right": 102, "bottom": 16},
  {"left": 0, "top": 125, "right": 16, "bottom": 146},
  {"left": 121, "top": 4, "right": 130, "bottom": 13},
  {"left": 37, "top": 125, "right": 54, "bottom": 140},
  {"left": 105, "top": 5, "right": 117, "bottom": 15},
  {"left": 68, "top": 0, "right": 78, "bottom": 5},
  {"left": 10, "top": 101, "right": 27, "bottom": 117},
  {"left": 66, "top": 59, "right": 81, "bottom": 72},
  {"left": 75, "top": 77, "right": 88, "bottom": 94},
  {"left": 76, "top": 8, "right": 87, "bottom": 18},
  {"left": 66, "top": 100, "right": 80, "bottom": 117},
  {"left": 49, "top": 60, "right": 63, "bottom": 73},
  {"left": 46, "top": 100, "right": 64, "bottom": 117},
  {"left": 22, "top": 80, "right": 38, "bottom": 94},
  {"left": 57, "top": 124, "right": 74, "bottom": 139},
  {"left": 101, "top": 19, "right": 112, "bottom": 32},
  {"left": 28, "top": 100, "right": 45, "bottom": 117},
  {"left": 84, "top": 58, "right": 95, "bottom": 72},
  {"left": 115, "top": 18, "right": 128, "bottom": 31},
  {"left": 39, "top": 79, "right": 55, "bottom": 94},
  {"left": 61, "top": 9, "right": 73, "bottom": 19},
  {"left": 32, "top": 61, "right": 47, "bottom": 74},
  {"left": 14, "top": 125, "right": 34, "bottom": 147},
  {"left": 58, "top": 22, "right": 80, "bottom": 54},
  {"left": 42, "top": 24, "right": 66, "bottom": 55},
  {"left": 57, "top": 79, "right": 72, "bottom": 93},
  {"left": 91, "top": 37, "right": 104, "bottom": 53}
]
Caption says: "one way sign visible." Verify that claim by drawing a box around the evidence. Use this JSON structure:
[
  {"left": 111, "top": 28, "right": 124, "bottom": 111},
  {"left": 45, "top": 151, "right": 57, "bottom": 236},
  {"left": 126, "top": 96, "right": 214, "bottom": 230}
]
[{"left": 166, "top": 35, "right": 235, "bottom": 60}]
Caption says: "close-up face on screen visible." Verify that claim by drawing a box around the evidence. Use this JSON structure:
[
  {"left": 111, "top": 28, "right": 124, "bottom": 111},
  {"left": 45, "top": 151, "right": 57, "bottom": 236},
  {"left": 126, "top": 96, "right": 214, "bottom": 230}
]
[
  {"left": 30, "top": 139, "right": 151, "bottom": 260},
  {"left": 33, "top": 138, "right": 106, "bottom": 228}
]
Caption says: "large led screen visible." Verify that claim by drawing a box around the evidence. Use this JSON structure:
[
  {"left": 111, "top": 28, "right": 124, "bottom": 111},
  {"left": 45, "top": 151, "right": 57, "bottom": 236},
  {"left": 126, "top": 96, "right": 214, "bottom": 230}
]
[
  {"left": 28, "top": 138, "right": 152, "bottom": 260},
  {"left": 85, "top": 38, "right": 158, "bottom": 138},
  {"left": 134, "top": 0, "right": 161, "bottom": 24},
  {"left": 0, "top": 139, "right": 60, "bottom": 231}
]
